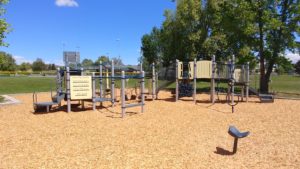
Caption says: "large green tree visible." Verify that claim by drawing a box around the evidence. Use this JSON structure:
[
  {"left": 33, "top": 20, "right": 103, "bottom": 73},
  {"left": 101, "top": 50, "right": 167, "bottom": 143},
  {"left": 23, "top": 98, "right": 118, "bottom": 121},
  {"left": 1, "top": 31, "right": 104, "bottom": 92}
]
[
  {"left": 32, "top": 58, "right": 46, "bottom": 71},
  {"left": 0, "top": 0, "right": 10, "bottom": 47},
  {"left": 19, "top": 62, "right": 32, "bottom": 71},
  {"left": 244, "top": 0, "right": 299, "bottom": 92},
  {"left": 141, "top": 27, "right": 161, "bottom": 65},
  {"left": 95, "top": 55, "right": 110, "bottom": 65},
  {"left": 144, "top": 0, "right": 299, "bottom": 93},
  {"left": 81, "top": 59, "right": 94, "bottom": 67},
  {"left": 0, "top": 51, "right": 16, "bottom": 71}
]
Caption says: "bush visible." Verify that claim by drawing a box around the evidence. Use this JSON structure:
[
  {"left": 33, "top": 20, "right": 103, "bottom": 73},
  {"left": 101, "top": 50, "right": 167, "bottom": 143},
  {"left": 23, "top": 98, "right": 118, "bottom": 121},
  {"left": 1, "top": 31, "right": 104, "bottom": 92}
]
[{"left": 0, "top": 96, "right": 4, "bottom": 103}]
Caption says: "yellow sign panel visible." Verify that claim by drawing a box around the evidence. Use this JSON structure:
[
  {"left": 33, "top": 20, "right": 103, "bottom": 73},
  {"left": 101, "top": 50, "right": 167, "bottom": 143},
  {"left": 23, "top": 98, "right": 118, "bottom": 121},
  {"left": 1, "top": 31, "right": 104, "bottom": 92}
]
[
  {"left": 196, "top": 61, "right": 212, "bottom": 79},
  {"left": 178, "top": 62, "right": 183, "bottom": 79},
  {"left": 70, "top": 76, "right": 92, "bottom": 100}
]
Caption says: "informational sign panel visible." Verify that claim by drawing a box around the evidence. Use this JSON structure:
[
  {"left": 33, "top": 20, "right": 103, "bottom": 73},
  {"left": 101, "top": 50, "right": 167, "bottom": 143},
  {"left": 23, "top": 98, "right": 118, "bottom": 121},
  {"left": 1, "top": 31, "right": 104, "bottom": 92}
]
[
  {"left": 70, "top": 76, "right": 92, "bottom": 100},
  {"left": 63, "top": 51, "right": 80, "bottom": 66}
]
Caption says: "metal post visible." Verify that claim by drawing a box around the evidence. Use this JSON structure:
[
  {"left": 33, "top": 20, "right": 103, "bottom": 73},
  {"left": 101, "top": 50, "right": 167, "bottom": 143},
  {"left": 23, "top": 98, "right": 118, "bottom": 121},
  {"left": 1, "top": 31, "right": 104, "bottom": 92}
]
[
  {"left": 66, "top": 67, "right": 71, "bottom": 113},
  {"left": 99, "top": 61, "right": 103, "bottom": 98},
  {"left": 92, "top": 72, "right": 96, "bottom": 111},
  {"left": 246, "top": 62, "right": 250, "bottom": 102},
  {"left": 233, "top": 138, "right": 238, "bottom": 154},
  {"left": 155, "top": 72, "right": 158, "bottom": 99},
  {"left": 56, "top": 68, "right": 60, "bottom": 94},
  {"left": 140, "top": 59, "right": 143, "bottom": 72},
  {"left": 231, "top": 55, "right": 235, "bottom": 108},
  {"left": 56, "top": 67, "right": 62, "bottom": 107},
  {"left": 176, "top": 59, "right": 179, "bottom": 102},
  {"left": 241, "top": 65, "right": 245, "bottom": 102},
  {"left": 152, "top": 63, "right": 156, "bottom": 100},
  {"left": 141, "top": 71, "right": 145, "bottom": 113},
  {"left": 106, "top": 69, "right": 109, "bottom": 90},
  {"left": 193, "top": 58, "right": 197, "bottom": 104},
  {"left": 121, "top": 71, "right": 125, "bottom": 118},
  {"left": 211, "top": 56, "right": 216, "bottom": 103},
  {"left": 111, "top": 60, "right": 115, "bottom": 107}
]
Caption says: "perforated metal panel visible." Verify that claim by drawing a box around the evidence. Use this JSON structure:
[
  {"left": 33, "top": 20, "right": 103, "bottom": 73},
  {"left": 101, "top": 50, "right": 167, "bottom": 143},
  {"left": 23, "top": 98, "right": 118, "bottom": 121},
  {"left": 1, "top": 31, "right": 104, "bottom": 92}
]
[
  {"left": 64, "top": 51, "right": 80, "bottom": 66},
  {"left": 196, "top": 61, "right": 212, "bottom": 79},
  {"left": 234, "top": 68, "right": 246, "bottom": 83}
]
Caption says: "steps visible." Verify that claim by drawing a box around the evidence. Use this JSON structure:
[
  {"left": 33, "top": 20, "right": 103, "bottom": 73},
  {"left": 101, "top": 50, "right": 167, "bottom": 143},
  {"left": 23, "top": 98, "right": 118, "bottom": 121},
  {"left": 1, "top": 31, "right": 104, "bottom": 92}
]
[{"left": 259, "top": 94, "right": 274, "bottom": 103}]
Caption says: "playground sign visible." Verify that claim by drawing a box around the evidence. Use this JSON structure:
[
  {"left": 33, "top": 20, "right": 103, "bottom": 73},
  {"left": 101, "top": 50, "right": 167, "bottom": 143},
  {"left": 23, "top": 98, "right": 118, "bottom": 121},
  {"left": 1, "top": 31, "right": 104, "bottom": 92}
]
[{"left": 70, "top": 76, "right": 92, "bottom": 100}]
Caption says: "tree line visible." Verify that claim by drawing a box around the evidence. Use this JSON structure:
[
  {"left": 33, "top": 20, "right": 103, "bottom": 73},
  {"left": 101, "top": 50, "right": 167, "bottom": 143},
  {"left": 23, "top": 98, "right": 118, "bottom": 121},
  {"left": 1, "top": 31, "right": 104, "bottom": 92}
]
[
  {"left": 141, "top": 0, "right": 300, "bottom": 93},
  {"left": 0, "top": 52, "right": 125, "bottom": 72},
  {"left": 80, "top": 55, "right": 124, "bottom": 67},
  {"left": 0, "top": 51, "right": 56, "bottom": 71}
]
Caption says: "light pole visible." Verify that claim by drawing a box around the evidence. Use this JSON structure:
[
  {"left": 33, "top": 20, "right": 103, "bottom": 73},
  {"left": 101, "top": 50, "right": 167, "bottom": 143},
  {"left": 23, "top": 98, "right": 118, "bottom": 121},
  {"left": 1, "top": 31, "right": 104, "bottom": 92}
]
[{"left": 116, "top": 38, "right": 120, "bottom": 70}]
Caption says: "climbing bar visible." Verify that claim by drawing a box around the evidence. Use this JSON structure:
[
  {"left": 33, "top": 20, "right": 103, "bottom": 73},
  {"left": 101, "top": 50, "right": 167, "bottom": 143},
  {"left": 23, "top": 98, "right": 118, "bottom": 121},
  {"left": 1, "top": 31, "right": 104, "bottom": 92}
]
[{"left": 123, "top": 103, "right": 145, "bottom": 109}]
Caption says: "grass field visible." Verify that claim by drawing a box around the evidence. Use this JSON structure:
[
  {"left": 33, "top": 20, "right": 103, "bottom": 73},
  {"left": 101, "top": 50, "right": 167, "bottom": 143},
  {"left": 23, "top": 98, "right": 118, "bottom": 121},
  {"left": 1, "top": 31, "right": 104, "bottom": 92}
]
[
  {"left": 0, "top": 75, "right": 299, "bottom": 95},
  {"left": 0, "top": 77, "right": 56, "bottom": 95},
  {"left": 250, "top": 74, "right": 300, "bottom": 94},
  {"left": 0, "top": 96, "right": 4, "bottom": 102},
  {"left": 0, "top": 77, "right": 153, "bottom": 95}
]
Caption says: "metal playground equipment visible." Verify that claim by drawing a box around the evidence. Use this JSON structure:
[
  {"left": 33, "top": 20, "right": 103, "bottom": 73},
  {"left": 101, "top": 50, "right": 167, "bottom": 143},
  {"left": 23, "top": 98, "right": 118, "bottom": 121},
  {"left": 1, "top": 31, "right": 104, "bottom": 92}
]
[
  {"left": 33, "top": 60, "right": 157, "bottom": 118},
  {"left": 175, "top": 55, "right": 250, "bottom": 113}
]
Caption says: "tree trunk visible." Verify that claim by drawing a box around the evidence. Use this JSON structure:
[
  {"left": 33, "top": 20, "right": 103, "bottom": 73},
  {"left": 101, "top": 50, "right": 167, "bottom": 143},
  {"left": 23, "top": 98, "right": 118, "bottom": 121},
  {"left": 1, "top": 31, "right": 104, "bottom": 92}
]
[{"left": 258, "top": 7, "right": 268, "bottom": 93}]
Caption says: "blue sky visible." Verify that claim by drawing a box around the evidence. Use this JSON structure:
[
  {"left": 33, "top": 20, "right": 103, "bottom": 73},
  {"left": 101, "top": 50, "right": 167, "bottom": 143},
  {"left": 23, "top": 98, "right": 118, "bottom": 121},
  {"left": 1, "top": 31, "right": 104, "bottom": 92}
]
[
  {"left": 1, "top": 0, "right": 299, "bottom": 65},
  {"left": 0, "top": 0, "right": 175, "bottom": 65}
]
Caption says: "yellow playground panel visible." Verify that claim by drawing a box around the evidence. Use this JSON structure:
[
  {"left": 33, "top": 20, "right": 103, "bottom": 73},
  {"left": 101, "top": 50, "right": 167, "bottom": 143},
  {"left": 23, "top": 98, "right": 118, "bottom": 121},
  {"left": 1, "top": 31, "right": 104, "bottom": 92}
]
[
  {"left": 196, "top": 61, "right": 212, "bottom": 79},
  {"left": 234, "top": 69, "right": 247, "bottom": 83},
  {"left": 177, "top": 61, "right": 194, "bottom": 80},
  {"left": 177, "top": 61, "right": 183, "bottom": 79}
]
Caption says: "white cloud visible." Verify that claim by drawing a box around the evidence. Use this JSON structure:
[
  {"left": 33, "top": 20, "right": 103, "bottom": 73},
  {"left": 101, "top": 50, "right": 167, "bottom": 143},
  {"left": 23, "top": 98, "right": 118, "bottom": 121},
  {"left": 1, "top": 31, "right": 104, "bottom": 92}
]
[
  {"left": 286, "top": 52, "right": 300, "bottom": 63},
  {"left": 13, "top": 56, "right": 33, "bottom": 65},
  {"left": 55, "top": 0, "right": 79, "bottom": 7}
]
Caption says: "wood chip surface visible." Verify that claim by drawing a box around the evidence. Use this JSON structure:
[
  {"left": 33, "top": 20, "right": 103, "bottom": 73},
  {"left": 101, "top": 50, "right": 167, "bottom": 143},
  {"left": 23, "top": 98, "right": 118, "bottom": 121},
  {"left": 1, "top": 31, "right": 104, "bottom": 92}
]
[{"left": 0, "top": 91, "right": 300, "bottom": 168}]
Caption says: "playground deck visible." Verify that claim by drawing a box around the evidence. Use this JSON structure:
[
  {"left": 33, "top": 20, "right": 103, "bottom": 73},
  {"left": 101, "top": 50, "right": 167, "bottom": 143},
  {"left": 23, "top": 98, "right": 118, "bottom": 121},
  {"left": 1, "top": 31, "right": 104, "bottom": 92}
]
[{"left": 0, "top": 91, "right": 300, "bottom": 168}]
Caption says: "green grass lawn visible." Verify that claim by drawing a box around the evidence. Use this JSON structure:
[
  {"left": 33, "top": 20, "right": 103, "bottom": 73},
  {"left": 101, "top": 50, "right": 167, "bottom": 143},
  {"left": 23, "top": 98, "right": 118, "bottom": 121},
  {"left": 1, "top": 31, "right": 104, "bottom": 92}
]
[
  {"left": 0, "top": 77, "right": 152, "bottom": 95},
  {"left": 0, "top": 75, "right": 299, "bottom": 96},
  {"left": 0, "top": 77, "right": 56, "bottom": 94},
  {"left": 250, "top": 74, "right": 300, "bottom": 94},
  {"left": 270, "top": 75, "right": 300, "bottom": 94}
]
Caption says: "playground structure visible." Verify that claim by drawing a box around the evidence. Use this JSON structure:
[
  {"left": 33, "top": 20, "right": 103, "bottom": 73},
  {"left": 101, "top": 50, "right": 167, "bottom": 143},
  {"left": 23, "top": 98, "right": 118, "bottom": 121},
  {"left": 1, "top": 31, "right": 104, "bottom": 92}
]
[
  {"left": 175, "top": 55, "right": 250, "bottom": 112},
  {"left": 33, "top": 60, "right": 157, "bottom": 117}
]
